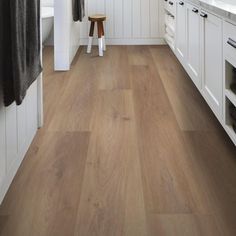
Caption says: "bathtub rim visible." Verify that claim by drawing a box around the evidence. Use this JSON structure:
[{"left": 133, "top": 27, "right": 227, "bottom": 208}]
[{"left": 42, "top": 7, "right": 54, "bottom": 19}]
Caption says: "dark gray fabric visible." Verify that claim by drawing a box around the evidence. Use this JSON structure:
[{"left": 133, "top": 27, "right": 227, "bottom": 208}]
[
  {"left": 0, "top": 0, "right": 42, "bottom": 106},
  {"left": 73, "top": 0, "right": 85, "bottom": 22},
  {"left": 0, "top": 0, "right": 15, "bottom": 106}
]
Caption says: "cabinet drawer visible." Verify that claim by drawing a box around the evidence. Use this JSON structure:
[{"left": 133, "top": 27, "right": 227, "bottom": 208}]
[{"left": 224, "top": 21, "right": 236, "bottom": 56}]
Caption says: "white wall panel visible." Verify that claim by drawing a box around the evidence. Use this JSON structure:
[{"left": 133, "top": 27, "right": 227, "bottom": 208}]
[
  {"left": 26, "top": 81, "right": 38, "bottom": 139},
  {"left": 158, "top": 0, "right": 165, "bottom": 37},
  {"left": 133, "top": 0, "right": 141, "bottom": 38},
  {"left": 0, "top": 80, "right": 39, "bottom": 204},
  {"left": 80, "top": 0, "right": 164, "bottom": 44},
  {"left": 123, "top": 0, "right": 132, "bottom": 38},
  {"left": 80, "top": 0, "right": 89, "bottom": 39},
  {"left": 114, "top": 0, "right": 123, "bottom": 38},
  {"left": 54, "top": 0, "right": 80, "bottom": 71},
  {"left": 105, "top": 0, "right": 114, "bottom": 38},
  {"left": 141, "top": 0, "right": 150, "bottom": 38},
  {"left": 96, "top": 0, "right": 105, "bottom": 13},
  {"left": 17, "top": 99, "right": 27, "bottom": 152},
  {"left": 5, "top": 104, "right": 18, "bottom": 172},
  {"left": 150, "top": 0, "right": 160, "bottom": 37}
]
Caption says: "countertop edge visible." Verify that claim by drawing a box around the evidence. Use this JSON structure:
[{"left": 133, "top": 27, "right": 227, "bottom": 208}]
[{"left": 185, "top": 0, "right": 236, "bottom": 23}]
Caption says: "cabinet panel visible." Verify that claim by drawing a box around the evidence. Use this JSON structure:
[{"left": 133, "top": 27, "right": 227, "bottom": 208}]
[
  {"left": 186, "top": 3, "right": 201, "bottom": 88},
  {"left": 223, "top": 21, "right": 236, "bottom": 61},
  {"left": 0, "top": 80, "right": 39, "bottom": 204},
  {"left": 17, "top": 99, "right": 27, "bottom": 151},
  {"left": 201, "top": 11, "right": 223, "bottom": 118},
  {"left": 26, "top": 81, "right": 38, "bottom": 139},
  {"left": 5, "top": 104, "right": 18, "bottom": 172},
  {"left": 176, "top": 0, "right": 186, "bottom": 64}
]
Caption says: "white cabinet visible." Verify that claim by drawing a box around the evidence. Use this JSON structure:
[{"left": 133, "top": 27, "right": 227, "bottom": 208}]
[
  {"left": 176, "top": 1, "right": 186, "bottom": 64},
  {"left": 166, "top": 0, "right": 176, "bottom": 16},
  {"left": 186, "top": 3, "right": 201, "bottom": 89},
  {"left": 174, "top": 1, "right": 236, "bottom": 144},
  {"left": 164, "top": 0, "right": 176, "bottom": 52},
  {"left": 223, "top": 21, "right": 236, "bottom": 145},
  {"left": 201, "top": 11, "right": 223, "bottom": 119}
]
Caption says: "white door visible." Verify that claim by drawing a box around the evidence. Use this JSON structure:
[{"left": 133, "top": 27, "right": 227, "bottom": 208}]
[
  {"left": 0, "top": 80, "right": 39, "bottom": 204},
  {"left": 186, "top": 3, "right": 201, "bottom": 89},
  {"left": 176, "top": 0, "right": 186, "bottom": 65},
  {"left": 201, "top": 11, "right": 223, "bottom": 119}
]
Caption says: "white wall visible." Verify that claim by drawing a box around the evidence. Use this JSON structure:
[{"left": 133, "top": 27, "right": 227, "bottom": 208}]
[
  {"left": 54, "top": 0, "right": 80, "bottom": 70},
  {"left": 80, "top": 0, "right": 165, "bottom": 45}
]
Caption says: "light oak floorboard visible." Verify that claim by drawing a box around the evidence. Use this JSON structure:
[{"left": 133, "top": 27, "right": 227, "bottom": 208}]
[
  {"left": 74, "top": 90, "right": 147, "bottom": 236},
  {"left": 0, "top": 132, "right": 90, "bottom": 236},
  {"left": 148, "top": 214, "right": 222, "bottom": 236},
  {"left": 0, "top": 46, "right": 236, "bottom": 236},
  {"left": 150, "top": 46, "right": 220, "bottom": 131},
  {"left": 130, "top": 54, "right": 213, "bottom": 215}
]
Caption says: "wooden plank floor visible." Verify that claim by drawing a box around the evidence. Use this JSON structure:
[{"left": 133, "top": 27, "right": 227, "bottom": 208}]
[{"left": 0, "top": 46, "right": 236, "bottom": 236}]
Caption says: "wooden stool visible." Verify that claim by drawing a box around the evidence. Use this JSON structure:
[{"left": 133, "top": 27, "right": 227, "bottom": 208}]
[{"left": 87, "top": 14, "right": 106, "bottom": 57}]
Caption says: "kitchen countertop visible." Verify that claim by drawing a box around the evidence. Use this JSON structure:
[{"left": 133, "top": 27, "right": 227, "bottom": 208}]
[{"left": 186, "top": 0, "right": 236, "bottom": 22}]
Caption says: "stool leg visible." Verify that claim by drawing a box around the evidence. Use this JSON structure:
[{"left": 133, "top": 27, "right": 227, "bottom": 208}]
[
  {"left": 87, "top": 21, "right": 95, "bottom": 54},
  {"left": 97, "top": 22, "right": 103, "bottom": 57},
  {"left": 101, "top": 22, "right": 106, "bottom": 51}
]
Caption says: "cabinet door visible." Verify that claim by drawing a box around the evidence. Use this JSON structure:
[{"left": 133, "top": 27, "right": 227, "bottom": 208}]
[
  {"left": 176, "top": 1, "right": 186, "bottom": 64},
  {"left": 186, "top": 3, "right": 201, "bottom": 88},
  {"left": 201, "top": 11, "right": 223, "bottom": 119}
]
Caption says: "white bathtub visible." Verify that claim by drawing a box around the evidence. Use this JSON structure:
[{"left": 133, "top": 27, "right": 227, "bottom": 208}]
[{"left": 42, "top": 7, "right": 54, "bottom": 43}]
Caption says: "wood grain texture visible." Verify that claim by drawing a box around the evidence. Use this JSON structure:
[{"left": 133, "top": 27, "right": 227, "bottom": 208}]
[
  {"left": 150, "top": 46, "right": 220, "bottom": 131},
  {"left": 74, "top": 90, "right": 147, "bottom": 236},
  {"left": 0, "top": 46, "right": 236, "bottom": 236},
  {"left": 148, "top": 214, "right": 222, "bottom": 236}
]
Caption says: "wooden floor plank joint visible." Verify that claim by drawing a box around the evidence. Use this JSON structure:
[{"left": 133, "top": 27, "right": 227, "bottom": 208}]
[{"left": 0, "top": 46, "right": 236, "bottom": 236}]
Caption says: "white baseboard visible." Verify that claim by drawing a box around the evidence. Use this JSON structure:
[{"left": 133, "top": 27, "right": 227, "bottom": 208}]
[{"left": 80, "top": 38, "right": 166, "bottom": 46}]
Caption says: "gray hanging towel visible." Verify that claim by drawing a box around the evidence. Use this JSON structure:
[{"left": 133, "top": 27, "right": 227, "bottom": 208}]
[
  {"left": 0, "top": 0, "right": 15, "bottom": 106},
  {"left": 0, "top": 0, "right": 42, "bottom": 106},
  {"left": 73, "top": 0, "right": 85, "bottom": 22},
  {"left": 10, "top": 0, "right": 42, "bottom": 106}
]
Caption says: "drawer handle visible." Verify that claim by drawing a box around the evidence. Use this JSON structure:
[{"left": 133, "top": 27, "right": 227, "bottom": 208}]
[
  {"left": 192, "top": 8, "right": 198, "bottom": 13},
  {"left": 164, "top": 0, "right": 168, "bottom": 2},
  {"left": 169, "top": 1, "right": 174, "bottom": 5},
  {"left": 200, "top": 12, "right": 208, "bottom": 18},
  {"left": 179, "top": 1, "right": 184, "bottom": 5},
  {"left": 227, "top": 38, "right": 236, "bottom": 49}
]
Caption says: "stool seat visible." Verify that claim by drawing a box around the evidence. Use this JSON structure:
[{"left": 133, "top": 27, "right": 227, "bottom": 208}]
[{"left": 88, "top": 14, "right": 106, "bottom": 22}]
